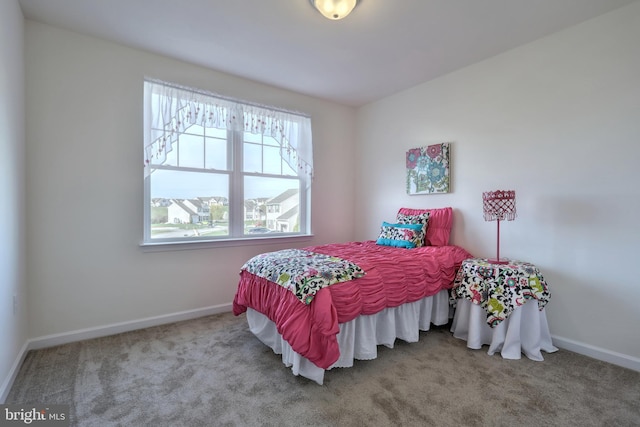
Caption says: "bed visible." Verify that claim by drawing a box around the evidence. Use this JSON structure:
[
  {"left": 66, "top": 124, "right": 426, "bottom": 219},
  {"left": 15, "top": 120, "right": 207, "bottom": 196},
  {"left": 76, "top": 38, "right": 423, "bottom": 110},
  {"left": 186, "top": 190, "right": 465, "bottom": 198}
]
[{"left": 232, "top": 207, "right": 473, "bottom": 384}]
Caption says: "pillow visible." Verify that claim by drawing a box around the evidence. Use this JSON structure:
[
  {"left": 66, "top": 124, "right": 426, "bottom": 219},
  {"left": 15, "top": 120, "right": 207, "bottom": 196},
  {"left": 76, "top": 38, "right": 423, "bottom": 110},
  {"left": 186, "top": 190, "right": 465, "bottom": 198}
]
[
  {"left": 376, "top": 222, "right": 423, "bottom": 249},
  {"left": 396, "top": 207, "right": 453, "bottom": 246},
  {"left": 396, "top": 211, "right": 430, "bottom": 247}
]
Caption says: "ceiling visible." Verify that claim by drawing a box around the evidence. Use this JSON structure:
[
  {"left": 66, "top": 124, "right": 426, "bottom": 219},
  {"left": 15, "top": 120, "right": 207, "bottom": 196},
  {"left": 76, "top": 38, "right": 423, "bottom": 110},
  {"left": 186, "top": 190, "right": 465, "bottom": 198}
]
[{"left": 19, "top": 0, "right": 638, "bottom": 107}]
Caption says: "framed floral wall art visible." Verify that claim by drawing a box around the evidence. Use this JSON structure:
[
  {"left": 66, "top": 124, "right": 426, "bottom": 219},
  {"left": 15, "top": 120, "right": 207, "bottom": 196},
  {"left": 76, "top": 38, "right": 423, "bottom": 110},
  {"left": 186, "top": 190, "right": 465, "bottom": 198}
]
[{"left": 406, "top": 143, "right": 450, "bottom": 195}]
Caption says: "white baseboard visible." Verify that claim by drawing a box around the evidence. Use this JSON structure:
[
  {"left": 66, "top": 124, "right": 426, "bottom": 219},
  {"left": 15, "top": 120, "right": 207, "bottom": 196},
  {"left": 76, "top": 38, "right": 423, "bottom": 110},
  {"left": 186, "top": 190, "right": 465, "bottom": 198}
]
[
  {"left": 27, "top": 303, "right": 233, "bottom": 351},
  {"left": 0, "top": 341, "right": 30, "bottom": 404},
  {"left": 552, "top": 335, "right": 640, "bottom": 372}
]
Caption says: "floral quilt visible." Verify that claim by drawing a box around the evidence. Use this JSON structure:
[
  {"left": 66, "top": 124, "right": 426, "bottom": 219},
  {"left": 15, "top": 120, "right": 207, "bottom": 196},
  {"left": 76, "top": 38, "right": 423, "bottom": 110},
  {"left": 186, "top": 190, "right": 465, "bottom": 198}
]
[{"left": 241, "top": 249, "right": 365, "bottom": 304}]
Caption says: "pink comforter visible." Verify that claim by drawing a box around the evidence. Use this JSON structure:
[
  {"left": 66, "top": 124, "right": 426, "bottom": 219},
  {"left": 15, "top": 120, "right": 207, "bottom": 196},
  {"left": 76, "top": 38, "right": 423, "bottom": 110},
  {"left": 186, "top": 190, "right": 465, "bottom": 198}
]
[{"left": 233, "top": 241, "right": 473, "bottom": 369}]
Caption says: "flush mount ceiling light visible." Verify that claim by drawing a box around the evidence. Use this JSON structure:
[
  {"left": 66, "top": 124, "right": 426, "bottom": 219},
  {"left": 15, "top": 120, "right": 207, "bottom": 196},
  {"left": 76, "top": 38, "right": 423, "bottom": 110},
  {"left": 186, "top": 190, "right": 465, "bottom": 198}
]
[{"left": 309, "top": 0, "right": 360, "bottom": 20}]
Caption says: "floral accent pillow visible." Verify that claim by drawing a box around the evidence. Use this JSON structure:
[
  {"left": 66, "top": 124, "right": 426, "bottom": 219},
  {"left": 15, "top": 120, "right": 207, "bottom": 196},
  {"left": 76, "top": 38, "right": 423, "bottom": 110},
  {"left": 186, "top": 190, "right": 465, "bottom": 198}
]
[
  {"left": 376, "top": 222, "right": 424, "bottom": 249},
  {"left": 395, "top": 211, "right": 430, "bottom": 247},
  {"left": 397, "top": 207, "right": 453, "bottom": 246}
]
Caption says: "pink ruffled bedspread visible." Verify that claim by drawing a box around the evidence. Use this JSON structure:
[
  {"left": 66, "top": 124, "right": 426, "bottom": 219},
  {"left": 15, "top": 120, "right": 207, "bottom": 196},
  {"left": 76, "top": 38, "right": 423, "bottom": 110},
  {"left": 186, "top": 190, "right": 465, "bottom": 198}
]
[{"left": 232, "top": 240, "right": 473, "bottom": 369}]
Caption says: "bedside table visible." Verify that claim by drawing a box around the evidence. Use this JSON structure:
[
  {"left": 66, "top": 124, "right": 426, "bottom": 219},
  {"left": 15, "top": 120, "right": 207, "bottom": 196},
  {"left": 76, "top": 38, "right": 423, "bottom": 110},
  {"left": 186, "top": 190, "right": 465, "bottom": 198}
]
[{"left": 450, "top": 258, "right": 558, "bottom": 360}]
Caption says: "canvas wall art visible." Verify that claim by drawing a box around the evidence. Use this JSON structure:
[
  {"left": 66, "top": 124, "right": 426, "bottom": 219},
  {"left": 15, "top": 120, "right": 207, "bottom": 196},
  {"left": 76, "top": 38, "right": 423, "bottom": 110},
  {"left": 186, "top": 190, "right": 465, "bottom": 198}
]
[{"left": 406, "top": 143, "right": 450, "bottom": 195}]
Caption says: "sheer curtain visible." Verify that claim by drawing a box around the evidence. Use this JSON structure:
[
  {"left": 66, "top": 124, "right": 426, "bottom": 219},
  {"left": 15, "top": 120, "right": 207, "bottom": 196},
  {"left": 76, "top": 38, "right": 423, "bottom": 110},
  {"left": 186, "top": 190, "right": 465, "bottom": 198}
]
[{"left": 143, "top": 79, "right": 313, "bottom": 186}]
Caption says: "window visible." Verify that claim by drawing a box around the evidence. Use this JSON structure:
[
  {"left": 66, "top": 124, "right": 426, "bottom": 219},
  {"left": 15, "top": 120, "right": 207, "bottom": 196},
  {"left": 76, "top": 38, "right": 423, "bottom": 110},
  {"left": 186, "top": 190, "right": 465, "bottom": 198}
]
[{"left": 143, "top": 80, "right": 313, "bottom": 245}]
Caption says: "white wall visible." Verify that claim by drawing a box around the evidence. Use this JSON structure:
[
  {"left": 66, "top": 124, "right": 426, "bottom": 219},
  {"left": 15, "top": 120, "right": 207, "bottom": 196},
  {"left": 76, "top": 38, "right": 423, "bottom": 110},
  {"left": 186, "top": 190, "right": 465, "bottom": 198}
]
[
  {"left": 24, "top": 21, "right": 357, "bottom": 338},
  {"left": 0, "top": 0, "right": 28, "bottom": 402},
  {"left": 356, "top": 3, "right": 640, "bottom": 365}
]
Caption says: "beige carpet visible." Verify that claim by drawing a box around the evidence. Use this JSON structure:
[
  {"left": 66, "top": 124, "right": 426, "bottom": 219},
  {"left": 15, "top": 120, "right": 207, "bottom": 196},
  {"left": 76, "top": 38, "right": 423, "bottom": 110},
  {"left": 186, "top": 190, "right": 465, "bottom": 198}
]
[{"left": 6, "top": 312, "right": 640, "bottom": 426}]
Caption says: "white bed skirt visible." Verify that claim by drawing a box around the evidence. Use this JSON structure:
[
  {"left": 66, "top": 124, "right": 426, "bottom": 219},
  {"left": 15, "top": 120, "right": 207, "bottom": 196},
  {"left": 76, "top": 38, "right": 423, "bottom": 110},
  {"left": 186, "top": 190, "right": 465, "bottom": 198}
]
[
  {"left": 246, "top": 289, "right": 452, "bottom": 385},
  {"left": 450, "top": 298, "right": 558, "bottom": 361}
]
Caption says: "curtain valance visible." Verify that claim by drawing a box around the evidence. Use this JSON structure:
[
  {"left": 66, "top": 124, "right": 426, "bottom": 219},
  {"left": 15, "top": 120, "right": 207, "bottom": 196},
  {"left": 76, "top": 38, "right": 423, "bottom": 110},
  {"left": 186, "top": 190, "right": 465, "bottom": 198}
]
[{"left": 143, "top": 79, "right": 313, "bottom": 185}]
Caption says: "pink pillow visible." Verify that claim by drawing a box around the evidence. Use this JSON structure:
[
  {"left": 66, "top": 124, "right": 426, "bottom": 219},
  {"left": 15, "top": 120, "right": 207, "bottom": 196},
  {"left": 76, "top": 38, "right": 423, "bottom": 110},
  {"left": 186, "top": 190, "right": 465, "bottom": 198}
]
[{"left": 396, "top": 207, "right": 453, "bottom": 246}]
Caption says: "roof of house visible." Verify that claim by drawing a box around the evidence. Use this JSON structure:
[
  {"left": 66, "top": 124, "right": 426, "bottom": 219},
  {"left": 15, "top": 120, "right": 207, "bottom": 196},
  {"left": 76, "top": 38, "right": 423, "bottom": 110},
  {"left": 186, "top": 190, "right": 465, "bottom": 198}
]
[
  {"left": 277, "top": 206, "right": 298, "bottom": 221},
  {"left": 268, "top": 188, "right": 298, "bottom": 204},
  {"left": 169, "top": 199, "right": 197, "bottom": 216}
]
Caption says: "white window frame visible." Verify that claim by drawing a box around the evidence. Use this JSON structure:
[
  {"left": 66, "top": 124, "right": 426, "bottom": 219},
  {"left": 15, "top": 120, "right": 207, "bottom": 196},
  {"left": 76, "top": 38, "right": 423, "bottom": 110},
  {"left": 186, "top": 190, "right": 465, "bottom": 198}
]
[{"left": 141, "top": 80, "right": 313, "bottom": 248}]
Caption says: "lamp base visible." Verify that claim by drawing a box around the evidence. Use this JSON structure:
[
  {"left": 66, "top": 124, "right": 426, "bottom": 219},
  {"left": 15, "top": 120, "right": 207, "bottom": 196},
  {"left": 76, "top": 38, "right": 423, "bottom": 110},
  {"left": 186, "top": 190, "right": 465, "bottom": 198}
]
[{"left": 487, "top": 258, "right": 509, "bottom": 265}]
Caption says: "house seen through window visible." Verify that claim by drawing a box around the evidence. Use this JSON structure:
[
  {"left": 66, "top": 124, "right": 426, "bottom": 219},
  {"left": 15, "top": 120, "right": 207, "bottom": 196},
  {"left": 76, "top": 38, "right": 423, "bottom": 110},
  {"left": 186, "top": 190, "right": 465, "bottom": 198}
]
[{"left": 143, "top": 80, "right": 313, "bottom": 245}]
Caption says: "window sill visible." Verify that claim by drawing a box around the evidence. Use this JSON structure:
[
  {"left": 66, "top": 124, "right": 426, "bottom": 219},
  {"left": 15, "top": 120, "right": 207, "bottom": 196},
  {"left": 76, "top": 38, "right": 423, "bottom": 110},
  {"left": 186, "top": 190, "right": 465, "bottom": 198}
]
[{"left": 139, "top": 234, "right": 314, "bottom": 252}]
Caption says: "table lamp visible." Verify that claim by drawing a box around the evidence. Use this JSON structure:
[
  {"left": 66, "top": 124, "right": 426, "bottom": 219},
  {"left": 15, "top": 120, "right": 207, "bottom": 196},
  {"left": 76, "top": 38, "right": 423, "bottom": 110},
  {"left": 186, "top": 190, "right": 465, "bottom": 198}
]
[{"left": 482, "top": 190, "right": 516, "bottom": 264}]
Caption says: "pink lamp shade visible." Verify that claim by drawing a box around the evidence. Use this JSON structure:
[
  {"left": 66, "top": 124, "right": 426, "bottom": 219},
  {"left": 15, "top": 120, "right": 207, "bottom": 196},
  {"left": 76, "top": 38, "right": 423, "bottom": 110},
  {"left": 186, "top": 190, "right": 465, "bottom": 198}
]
[{"left": 483, "top": 190, "right": 516, "bottom": 264}]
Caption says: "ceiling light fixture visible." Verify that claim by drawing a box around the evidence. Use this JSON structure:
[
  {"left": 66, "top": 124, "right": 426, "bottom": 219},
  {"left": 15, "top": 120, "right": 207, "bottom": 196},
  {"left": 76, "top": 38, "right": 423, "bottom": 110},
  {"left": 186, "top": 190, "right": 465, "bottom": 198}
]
[{"left": 309, "top": 0, "right": 360, "bottom": 20}]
